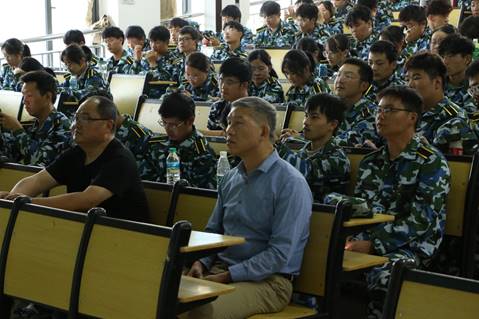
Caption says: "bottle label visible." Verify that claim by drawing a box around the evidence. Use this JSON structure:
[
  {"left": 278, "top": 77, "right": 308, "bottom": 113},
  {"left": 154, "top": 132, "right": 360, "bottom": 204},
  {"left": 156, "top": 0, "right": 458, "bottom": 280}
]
[{"left": 167, "top": 162, "right": 180, "bottom": 169}]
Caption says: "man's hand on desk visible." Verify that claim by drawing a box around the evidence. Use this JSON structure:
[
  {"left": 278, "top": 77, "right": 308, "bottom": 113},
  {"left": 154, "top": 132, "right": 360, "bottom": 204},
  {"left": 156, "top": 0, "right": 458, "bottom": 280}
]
[
  {"left": 345, "top": 240, "right": 373, "bottom": 254},
  {"left": 204, "top": 271, "right": 231, "bottom": 284},
  {"left": 187, "top": 261, "right": 205, "bottom": 278}
]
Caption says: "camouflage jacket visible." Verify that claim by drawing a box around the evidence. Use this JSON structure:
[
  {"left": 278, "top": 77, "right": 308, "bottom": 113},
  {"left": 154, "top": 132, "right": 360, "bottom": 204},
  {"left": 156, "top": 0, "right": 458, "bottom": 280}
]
[
  {"left": 254, "top": 20, "right": 297, "bottom": 48},
  {"left": 210, "top": 44, "right": 248, "bottom": 63},
  {"left": 321, "top": 19, "right": 343, "bottom": 35},
  {"left": 7, "top": 110, "right": 72, "bottom": 166},
  {"left": 445, "top": 80, "right": 477, "bottom": 115},
  {"left": 126, "top": 40, "right": 151, "bottom": 56},
  {"left": 351, "top": 33, "right": 378, "bottom": 61},
  {"left": 207, "top": 99, "right": 230, "bottom": 130},
  {"left": 387, "top": 0, "right": 418, "bottom": 11},
  {"left": 138, "top": 128, "right": 217, "bottom": 189},
  {"left": 285, "top": 78, "right": 330, "bottom": 108},
  {"left": 105, "top": 50, "right": 134, "bottom": 76},
  {"left": 353, "top": 135, "right": 450, "bottom": 262},
  {"left": 404, "top": 28, "right": 432, "bottom": 59},
  {"left": 374, "top": 3, "right": 394, "bottom": 33},
  {"left": 335, "top": 97, "right": 379, "bottom": 147},
  {"left": 129, "top": 51, "right": 177, "bottom": 98},
  {"left": 418, "top": 97, "right": 478, "bottom": 155},
  {"left": 218, "top": 26, "right": 254, "bottom": 47},
  {"left": 293, "top": 24, "right": 331, "bottom": 45},
  {"left": 365, "top": 72, "right": 405, "bottom": 103},
  {"left": 334, "top": 2, "right": 354, "bottom": 24},
  {"left": 115, "top": 114, "right": 153, "bottom": 161},
  {"left": 175, "top": 71, "right": 219, "bottom": 102},
  {"left": 59, "top": 66, "right": 109, "bottom": 101},
  {"left": 0, "top": 64, "right": 18, "bottom": 91},
  {"left": 248, "top": 76, "right": 285, "bottom": 104},
  {"left": 277, "top": 137, "right": 351, "bottom": 201}
]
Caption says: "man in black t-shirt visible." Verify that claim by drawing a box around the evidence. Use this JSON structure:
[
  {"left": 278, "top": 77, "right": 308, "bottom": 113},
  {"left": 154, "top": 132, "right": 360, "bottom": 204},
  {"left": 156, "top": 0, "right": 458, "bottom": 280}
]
[{"left": 0, "top": 96, "right": 149, "bottom": 223}]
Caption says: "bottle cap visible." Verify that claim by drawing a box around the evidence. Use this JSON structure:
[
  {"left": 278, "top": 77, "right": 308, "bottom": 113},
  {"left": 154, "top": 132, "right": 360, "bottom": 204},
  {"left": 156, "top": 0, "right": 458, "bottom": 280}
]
[
  {"left": 169, "top": 147, "right": 177, "bottom": 153},
  {"left": 220, "top": 151, "right": 228, "bottom": 157}
]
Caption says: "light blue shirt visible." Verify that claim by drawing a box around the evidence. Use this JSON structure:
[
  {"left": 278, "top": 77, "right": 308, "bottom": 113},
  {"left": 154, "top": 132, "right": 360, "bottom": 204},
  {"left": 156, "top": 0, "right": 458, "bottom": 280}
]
[{"left": 200, "top": 150, "right": 312, "bottom": 282}]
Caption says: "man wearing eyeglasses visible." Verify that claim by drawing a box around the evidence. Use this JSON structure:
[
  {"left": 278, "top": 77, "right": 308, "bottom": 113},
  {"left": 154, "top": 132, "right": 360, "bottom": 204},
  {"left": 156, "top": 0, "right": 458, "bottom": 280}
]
[
  {"left": 138, "top": 92, "right": 217, "bottom": 189},
  {"left": 170, "top": 26, "right": 203, "bottom": 85},
  {"left": 347, "top": 85, "right": 450, "bottom": 319},
  {"left": 0, "top": 96, "right": 150, "bottom": 223}
]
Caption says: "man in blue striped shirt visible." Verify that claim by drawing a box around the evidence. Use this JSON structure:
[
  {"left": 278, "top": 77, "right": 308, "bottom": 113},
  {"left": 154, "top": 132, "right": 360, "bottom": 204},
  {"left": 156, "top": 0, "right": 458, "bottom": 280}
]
[{"left": 185, "top": 97, "right": 313, "bottom": 319}]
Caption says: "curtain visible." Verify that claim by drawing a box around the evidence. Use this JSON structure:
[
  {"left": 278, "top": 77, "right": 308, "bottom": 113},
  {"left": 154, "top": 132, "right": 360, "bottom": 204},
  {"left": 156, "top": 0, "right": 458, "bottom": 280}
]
[
  {"left": 86, "top": 0, "right": 95, "bottom": 25},
  {"left": 161, "top": 0, "right": 177, "bottom": 20}
]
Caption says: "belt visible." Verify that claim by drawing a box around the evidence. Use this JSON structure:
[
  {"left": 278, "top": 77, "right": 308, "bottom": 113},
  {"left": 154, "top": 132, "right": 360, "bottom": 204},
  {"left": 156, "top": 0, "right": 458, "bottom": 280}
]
[{"left": 278, "top": 273, "right": 295, "bottom": 281}]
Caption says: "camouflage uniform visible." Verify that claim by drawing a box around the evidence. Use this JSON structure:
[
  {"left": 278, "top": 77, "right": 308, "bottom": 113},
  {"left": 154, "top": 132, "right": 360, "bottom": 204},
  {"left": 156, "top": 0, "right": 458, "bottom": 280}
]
[
  {"left": 129, "top": 51, "right": 177, "bottom": 98},
  {"left": 418, "top": 97, "right": 478, "bottom": 155},
  {"left": 115, "top": 114, "right": 153, "bottom": 161},
  {"left": 387, "top": 0, "right": 418, "bottom": 11},
  {"left": 334, "top": 2, "right": 354, "bottom": 24},
  {"left": 210, "top": 44, "right": 248, "bottom": 62},
  {"left": 458, "top": 0, "right": 471, "bottom": 8},
  {"left": 276, "top": 137, "right": 351, "bottom": 201},
  {"left": 248, "top": 76, "right": 285, "bottom": 104},
  {"left": 403, "top": 28, "right": 432, "bottom": 59},
  {"left": 351, "top": 34, "right": 378, "bottom": 61},
  {"left": 445, "top": 80, "right": 477, "bottom": 115},
  {"left": 207, "top": 99, "right": 231, "bottom": 130},
  {"left": 59, "top": 66, "right": 109, "bottom": 102},
  {"left": 218, "top": 26, "right": 254, "bottom": 47},
  {"left": 174, "top": 71, "right": 220, "bottom": 102},
  {"left": 0, "top": 64, "right": 18, "bottom": 91},
  {"left": 105, "top": 50, "right": 134, "bottom": 76},
  {"left": 254, "top": 20, "right": 297, "bottom": 48},
  {"left": 3, "top": 110, "right": 72, "bottom": 166},
  {"left": 285, "top": 78, "right": 330, "bottom": 108},
  {"left": 365, "top": 72, "right": 405, "bottom": 102},
  {"left": 374, "top": 2, "right": 394, "bottom": 33},
  {"left": 138, "top": 128, "right": 217, "bottom": 189},
  {"left": 293, "top": 24, "right": 331, "bottom": 45},
  {"left": 334, "top": 97, "right": 379, "bottom": 147},
  {"left": 322, "top": 19, "right": 344, "bottom": 35},
  {"left": 126, "top": 40, "right": 150, "bottom": 57},
  {"left": 353, "top": 135, "right": 450, "bottom": 319}
]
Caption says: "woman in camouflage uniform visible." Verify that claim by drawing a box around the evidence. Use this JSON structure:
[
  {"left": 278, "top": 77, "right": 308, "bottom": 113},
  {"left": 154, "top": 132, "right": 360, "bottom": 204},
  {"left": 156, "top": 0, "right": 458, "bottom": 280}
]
[
  {"left": 247, "top": 50, "right": 284, "bottom": 104},
  {"left": 0, "top": 38, "right": 31, "bottom": 91}
]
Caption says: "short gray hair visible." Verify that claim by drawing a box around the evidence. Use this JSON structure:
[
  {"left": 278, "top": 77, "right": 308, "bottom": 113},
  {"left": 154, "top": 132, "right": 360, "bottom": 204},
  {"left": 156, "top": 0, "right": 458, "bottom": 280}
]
[{"left": 231, "top": 97, "right": 276, "bottom": 142}]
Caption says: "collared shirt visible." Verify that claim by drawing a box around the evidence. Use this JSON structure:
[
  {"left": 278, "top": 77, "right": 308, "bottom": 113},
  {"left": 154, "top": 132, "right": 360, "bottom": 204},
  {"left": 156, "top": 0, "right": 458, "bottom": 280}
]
[
  {"left": 8, "top": 110, "right": 72, "bottom": 166},
  {"left": 444, "top": 80, "right": 477, "bottom": 115},
  {"left": 404, "top": 28, "right": 432, "bottom": 59},
  {"left": 115, "top": 114, "right": 153, "bottom": 161},
  {"left": 207, "top": 99, "right": 231, "bottom": 130},
  {"left": 254, "top": 20, "right": 297, "bottom": 48},
  {"left": 335, "top": 97, "right": 379, "bottom": 147},
  {"left": 59, "top": 65, "right": 109, "bottom": 102},
  {"left": 248, "top": 76, "right": 284, "bottom": 104},
  {"left": 353, "top": 135, "right": 450, "bottom": 263},
  {"left": 351, "top": 33, "right": 378, "bottom": 61},
  {"left": 277, "top": 137, "right": 350, "bottom": 201},
  {"left": 418, "top": 97, "right": 478, "bottom": 155},
  {"left": 200, "top": 150, "right": 312, "bottom": 282},
  {"left": 322, "top": 19, "right": 343, "bottom": 35},
  {"left": 366, "top": 72, "right": 405, "bottom": 102},
  {"left": 210, "top": 43, "right": 248, "bottom": 63},
  {"left": 285, "top": 78, "right": 330, "bottom": 108},
  {"left": 105, "top": 50, "right": 134, "bottom": 76}
]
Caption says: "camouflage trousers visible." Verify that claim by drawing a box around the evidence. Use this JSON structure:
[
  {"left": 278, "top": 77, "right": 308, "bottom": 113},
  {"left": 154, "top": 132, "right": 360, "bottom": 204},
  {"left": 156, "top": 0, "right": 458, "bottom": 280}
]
[{"left": 365, "top": 249, "right": 420, "bottom": 319}]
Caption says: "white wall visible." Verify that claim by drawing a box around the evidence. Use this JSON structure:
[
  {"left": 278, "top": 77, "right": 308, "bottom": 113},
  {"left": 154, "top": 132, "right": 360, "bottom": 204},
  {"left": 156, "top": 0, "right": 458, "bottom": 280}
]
[{"left": 99, "top": 0, "right": 162, "bottom": 34}]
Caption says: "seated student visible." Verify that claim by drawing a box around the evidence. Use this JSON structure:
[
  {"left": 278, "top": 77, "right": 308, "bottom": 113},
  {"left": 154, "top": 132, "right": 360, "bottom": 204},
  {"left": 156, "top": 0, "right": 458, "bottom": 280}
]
[
  {"left": 248, "top": 49, "right": 284, "bottom": 104},
  {"left": 0, "top": 96, "right": 149, "bottom": 223},
  {"left": 210, "top": 21, "right": 248, "bottom": 63},
  {"left": 366, "top": 40, "right": 405, "bottom": 102},
  {"left": 333, "top": 57, "right": 379, "bottom": 147},
  {"left": 171, "top": 26, "right": 203, "bottom": 83},
  {"left": 0, "top": 71, "right": 71, "bottom": 166},
  {"left": 277, "top": 93, "right": 350, "bottom": 201},
  {"left": 184, "top": 97, "right": 312, "bottom": 319},
  {"left": 294, "top": 3, "right": 330, "bottom": 44},
  {"left": 379, "top": 25, "right": 408, "bottom": 77},
  {"left": 63, "top": 29, "right": 104, "bottom": 69},
  {"left": 346, "top": 5, "right": 378, "bottom": 61},
  {"left": 138, "top": 92, "right": 217, "bottom": 189},
  {"left": 473, "top": 0, "right": 479, "bottom": 17},
  {"left": 174, "top": 52, "right": 219, "bottom": 102},
  {"left": 347, "top": 85, "right": 450, "bottom": 319},
  {"left": 59, "top": 44, "right": 109, "bottom": 103},
  {"left": 12, "top": 57, "right": 57, "bottom": 91},
  {"left": 254, "top": 1, "right": 297, "bottom": 48},
  {"left": 426, "top": 0, "right": 452, "bottom": 32},
  {"left": 466, "top": 60, "right": 479, "bottom": 137},
  {"left": 283, "top": 0, "right": 315, "bottom": 27},
  {"left": 102, "top": 26, "right": 134, "bottom": 75},
  {"left": 430, "top": 24, "right": 457, "bottom": 55},
  {"left": 438, "top": 34, "right": 476, "bottom": 115},
  {"left": 283, "top": 50, "right": 330, "bottom": 107},
  {"left": 130, "top": 25, "right": 177, "bottom": 98},
  {"left": 318, "top": 1, "right": 343, "bottom": 35},
  {"left": 207, "top": 58, "right": 250, "bottom": 131},
  {"left": 168, "top": 17, "right": 189, "bottom": 48},
  {"left": 332, "top": 0, "right": 354, "bottom": 23},
  {"left": 405, "top": 52, "right": 478, "bottom": 155},
  {"left": 0, "top": 38, "right": 31, "bottom": 91},
  {"left": 216, "top": 5, "right": 254, "bottom": 47},
  {"left": 357, "top": 0, "right": 393, "bottom": 33},
  {"left": 324, "top": 34, "right": 350, "bottom": 81},
  {"left": 115, "top": 111, "right": 153, "bottom": 162},
  {"left": 125, "top": 25, "right": 150, "bottom": 56},
  {"left": 459, "top": 16, "right": 479, "bottom": 61},
  {"left": 399, "top": 5, "right": 431, "bottom": 58},
  {"left": 296, "top": 37, "right": 328, "bottom": 80}
]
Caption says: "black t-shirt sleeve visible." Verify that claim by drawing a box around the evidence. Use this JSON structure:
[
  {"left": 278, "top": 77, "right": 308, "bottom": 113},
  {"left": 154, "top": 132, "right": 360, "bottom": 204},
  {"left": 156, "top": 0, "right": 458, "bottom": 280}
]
[
  {"left": 90, "top": 152, "right": 137, "bottom": 196},
  {"left": 46, "top": 147, "right": 79, "bottom": 185}
]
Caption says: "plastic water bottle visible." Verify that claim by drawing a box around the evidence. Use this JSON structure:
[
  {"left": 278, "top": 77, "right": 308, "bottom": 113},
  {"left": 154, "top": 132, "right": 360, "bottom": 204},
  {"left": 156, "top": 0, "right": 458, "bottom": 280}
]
[
  {"left": 166, "top": 148, "right": 181, "bottom": 184},
  {"left": 216, "top": 151, "right": 231, "bottom": 187}
]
